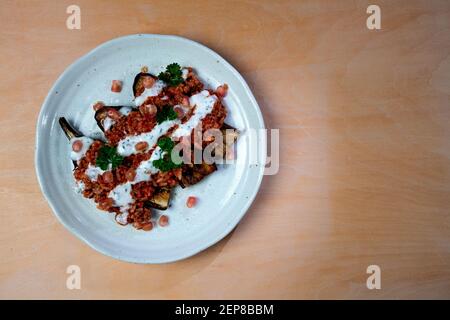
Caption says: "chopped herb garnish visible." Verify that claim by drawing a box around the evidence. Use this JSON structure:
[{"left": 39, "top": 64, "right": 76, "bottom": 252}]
[
  {"left": 157, "top": 136, "right": 175, "bottom": 152},
  {"left": 96, "top": 146, "right": 124, "bottom": 170},
  {"left": 153, "top": 155, "right": 182, "bottom": 172},
  {"left": 152, "top": 136, "right": 182, "bottom": 172},
  {"left": 156, "top": 105, "right": 178, "bottom": 124},
  {"left": 158, "top": 63, "right": 184, "bottom": 86}
]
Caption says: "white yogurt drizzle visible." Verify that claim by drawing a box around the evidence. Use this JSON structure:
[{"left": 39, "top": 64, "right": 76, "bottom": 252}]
[
  {"left": 182, "top": 68, "right": 189, "bottom": 80},
  {"left": 115, "top": 211, "right": 129, "bottom": 224},
  {"left": 74, "top": 181, "right": 85, "bottom": 194},
  {"left": 70, "top": 137, "right": 94, "bottom": 162},
  {"left": 134, "top": 147, "right": 163, "bottom": 183},
  {"left": 134, "top": 80, "right": 166, "bottom": 106},
  {"left": 109, "top": 182, "right": 133, "bottom": 213},
  {"left": 172, "top": 90, "right": 218, "bottom": 138},
  {"left": 119, "top": 106, "right": 132, "bottom": 116},
  {"left": 85, "top": 164, "right": 107, "bottom": 181},
  {"left": 103, "top": 117, "right": 115, "bottom": 131}
]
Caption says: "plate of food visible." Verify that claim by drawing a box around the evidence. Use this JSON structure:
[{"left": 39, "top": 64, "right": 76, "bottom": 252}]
[{"left": 35, "top": 34, "right": 265, "bottom": 263}]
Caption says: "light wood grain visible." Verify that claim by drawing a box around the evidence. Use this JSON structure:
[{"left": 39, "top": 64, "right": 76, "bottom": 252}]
[{"left": 1, "top": 0, "right": 449, "bottom": 299}]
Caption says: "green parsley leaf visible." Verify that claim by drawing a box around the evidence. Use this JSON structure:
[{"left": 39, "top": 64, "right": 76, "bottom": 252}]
[
  {"left": 96, "top": 146, "right": 124, "bottom": 170},
  {"left": 152, "top": 153, "right": 182, "bottom": 172},
  {"left": 156, "top": 105, "right": 178, "bottom": 124},
  {"left": 157, "top": 136, "right": 175, "bottom": 152},
  {"left": 167, "top": 63, "right": 181, "bottom": 75},
  {"left": 158, "top": 63, "right": 184, "bottom": 86},
  {"left": 152, "top": 137, "right": 183, "bottom": 172}
]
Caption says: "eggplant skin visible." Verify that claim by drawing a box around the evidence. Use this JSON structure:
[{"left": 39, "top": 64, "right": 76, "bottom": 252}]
[
  {"left": 221, "top": 123, "right": 236, "bottom": 131},
  {"left": 58, "top": 117, "right": 82, "bottom": 168},
  {"left": 94, "top": 106, "right": 122, "bottom": 132},
  {"left": 218, "top": 123, "right": 239, "bottom": 159},
  {"left": 180, "top": 163, "right": 217, "bottom": 188},
  {"left": 59, "top": 117, "right": 82, "bottom": 140},
  {"left": 146, "top": 188, "right": 171, "bottom": 210},
  {"left": 177, "top": 123, "right": 237, "bottom": 187},
  {"left": 133, "top": 72, "right": 157, "bottom": 98}
]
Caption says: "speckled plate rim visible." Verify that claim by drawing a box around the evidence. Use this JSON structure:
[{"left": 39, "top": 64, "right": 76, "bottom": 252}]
[{"left": 35, "top": 34, "right": 266, "bottom": 264}]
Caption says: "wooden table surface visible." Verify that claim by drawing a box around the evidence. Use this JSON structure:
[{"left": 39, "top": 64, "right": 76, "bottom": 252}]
[{"left": 1, "top": 0, "right": 450, "bottom": 299}]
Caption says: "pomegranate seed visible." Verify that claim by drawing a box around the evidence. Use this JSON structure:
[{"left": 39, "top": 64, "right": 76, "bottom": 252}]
[
  {"left": 139, "top": 104, "right": 157, "bottom": 115},
  {"left": 135, "top": 141, "right": 149, "bottom": 152},
  {"left": 126, "top": 169, "right": 136, "bottom": 181},
  {"left": 111, "top": 80, "right": 122, "bottom": 93},
  {"left": 186, "top": 196, "right": 197, "bottom": 208},
  {"left": 142, "top": 221, "right": 153, "bottom": 231},
  {"left": 103, "top": 171, "right": 114, "bottom": 183},
  {"left": 107, "top": 108, "right": 121, "bottom": 120},
  {"left": 215, "top": 84, "right": 228, "bottom": 98},
  {"left": 72, "top": 140, "right": 83, "bottom": 152},
  {"left": 159, "top": 215, "right": 169, "bottom": 227}
]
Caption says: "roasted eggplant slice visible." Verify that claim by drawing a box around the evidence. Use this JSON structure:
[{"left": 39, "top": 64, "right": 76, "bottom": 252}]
[
  {"left": 145, "top": 187, "right": 171, "bottom": 210},
  {"left": 94, "top": 106, "right": 118, "bottom": 132},
  {"left": 94, "top": 106, "right": 133, "bottom": 132},
  {"left": 59, "top": 117, "right": 83, "bottom": 140},
  {"left": 133, "top": 72, "right": 158, "bottom": 97},
  {"left": 221, "top": 122, "right": 238, "bottom": 132},
  {"left": 177, "top": 123, "right": 237, "bottom": 187},
  {"left": 59, "top": 117, "right": 84, "bottom": 168},
  {"left": 216, "top": 123, "right": 239, "bottom": 159},
  {"left": 179, "top": 163, "right": 217, "bottom": 188}
]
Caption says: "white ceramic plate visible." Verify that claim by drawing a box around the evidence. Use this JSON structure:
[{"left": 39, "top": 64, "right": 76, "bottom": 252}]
[{"left": 35, "top": 34, "right": 265, "bottom": 263}]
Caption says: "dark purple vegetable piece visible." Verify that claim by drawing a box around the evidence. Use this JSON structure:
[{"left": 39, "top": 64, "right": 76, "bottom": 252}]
[
  {"left": 179, "top": 163, "right": 217, "bottom": 188},
  {"left": 177, "top": 123, "right": 237, "bottom": 188},
  {"left": 145, "top": 187, "right": 171, "bottom": 210},
  {"left": 59, "top": 117, "right": 83, "bottom": 168},
  {"left": 94, "top": 106, "right": 124, "bottom": 132},
  {"left": 132, "top": 72, "right": 157, "bottom": 98},
  {"left": 59, "top": 117, "right": 82, "bottom": 140},
  {"left": 218, "top": 123, "right": 239, "bottom": 159}
]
